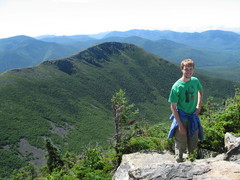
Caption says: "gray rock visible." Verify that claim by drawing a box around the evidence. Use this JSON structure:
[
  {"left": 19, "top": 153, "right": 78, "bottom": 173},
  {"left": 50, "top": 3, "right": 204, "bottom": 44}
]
[
  {"left": 113, "top": 133, "right": 240, "bottom": 180},
  {"left": 224, "top": 133, "right": 240, "bottom": 163},
  {"left": 129, "top": 162, "right": 210, "bottom": 180},
  {"left": 225, "top": 132, "right": 240, "bottom": 150},
  {"left": 113, "top": 151, "right": 240, "bottom": 180}
]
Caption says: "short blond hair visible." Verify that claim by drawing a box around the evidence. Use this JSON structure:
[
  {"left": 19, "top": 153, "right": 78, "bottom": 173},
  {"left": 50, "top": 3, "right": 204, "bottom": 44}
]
[{"left": 180, "top": 59, "right": 195, "bottom": 70}]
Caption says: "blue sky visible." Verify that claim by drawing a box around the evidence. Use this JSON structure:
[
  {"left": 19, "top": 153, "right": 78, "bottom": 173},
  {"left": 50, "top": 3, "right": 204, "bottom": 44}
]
[{"left": 0, "top": 0, "right": 240, "bottom": 38}]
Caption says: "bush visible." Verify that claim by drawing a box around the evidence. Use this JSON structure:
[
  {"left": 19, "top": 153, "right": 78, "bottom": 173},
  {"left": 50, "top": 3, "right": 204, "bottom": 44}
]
[
  {"left": 119, "top": 122, "right": 171, "bottom": 154},
  {"left": 199, "top": 88, "right": 240, "bottom": 152}
]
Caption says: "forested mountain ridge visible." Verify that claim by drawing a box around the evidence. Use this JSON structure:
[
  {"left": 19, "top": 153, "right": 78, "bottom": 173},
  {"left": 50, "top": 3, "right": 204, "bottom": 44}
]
[
  {"left": 37, "top": 30, "right": 240, "bottom": 82},
  {"left": 1, "top": 30, "right": 240, "bottom": 82},
  {"left": 93, "top": 36, "right": 231, "bottom": 67},
  {"left": 0, "top": 42, "right": 238, "bottom": 178},
  {"left": 40, "top": 30, "right": 240, "bottom": 68}
]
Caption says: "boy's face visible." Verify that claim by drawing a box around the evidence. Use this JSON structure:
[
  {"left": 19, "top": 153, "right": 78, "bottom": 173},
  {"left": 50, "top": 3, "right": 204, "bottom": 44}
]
[{"left": 181, "top": 65, "right": 194, "bottom": 79}]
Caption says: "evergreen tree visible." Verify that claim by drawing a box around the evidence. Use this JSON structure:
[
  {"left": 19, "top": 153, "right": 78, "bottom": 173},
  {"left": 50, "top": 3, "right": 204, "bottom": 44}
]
[
  {"left": 111, "top": 89, "right": 139, "bottom": 166},
  {"left": 45, "top": 139, "right": 64, "bottom": 172}
]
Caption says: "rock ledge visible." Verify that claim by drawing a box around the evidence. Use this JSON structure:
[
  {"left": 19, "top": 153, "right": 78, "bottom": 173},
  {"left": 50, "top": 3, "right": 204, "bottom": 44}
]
[{"left": 113, "top": 133, "right": 240, "bottom": 180}]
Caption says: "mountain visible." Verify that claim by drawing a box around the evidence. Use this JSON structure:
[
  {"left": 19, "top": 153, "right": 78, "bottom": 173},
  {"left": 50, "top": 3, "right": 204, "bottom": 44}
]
[
  {"left": 96, "top": 36, "right": 232, "bottom": 67},
  {"left": 103, "top": 29, "right": 240, "bottom": 50},
  {"left": 46, "top": 35, "right": 234, "bottom": 67},
  {"left": 103, "top": 29, "right": 174, "bottom": 40},
  {"left": 1, "top": 29, "right": 240, "bottom": 80},
  {"left": 0, "top": 35, "right": 79, "bottom": 73},
  {"left": 38, "top": 35, "right": 96, "bottom": 44},
  {"left": 0, "top": 42, "right": 238, "bottom": 178},
  {"left": 102, "top": 29, "right": 240, "bottom": 68},
  {"left": 174, "top": 30, "right": 240, "bottom": 50},
  {"left": 39, "top": 29, "right": 240, "bottom": 69}
]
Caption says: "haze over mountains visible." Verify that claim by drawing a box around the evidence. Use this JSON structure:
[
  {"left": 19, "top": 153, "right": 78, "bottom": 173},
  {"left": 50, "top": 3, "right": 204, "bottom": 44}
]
[
  {"left": 1, "top": 29, "right": 240, "bottom": 81},
  {"left": 0, "top": 41, "right": 238, "bottom": 177}
]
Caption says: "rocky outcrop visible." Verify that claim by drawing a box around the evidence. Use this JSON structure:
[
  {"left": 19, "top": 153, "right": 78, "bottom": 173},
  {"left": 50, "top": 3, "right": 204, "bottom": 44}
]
[
  {"left": 43, "top": 59, "right": 74, "bottom": 75},
  {"left": 18, "top": 138, "right": 46, "bottom": 167},
  {"left": 54, "top": 59, "right": 74, "bottom": 75},
  {"left": 224, "top": 132, "right": 240, "bottom": 163},
  {"left": 113, "top": 133, "right": 240, "bottom": 180}
]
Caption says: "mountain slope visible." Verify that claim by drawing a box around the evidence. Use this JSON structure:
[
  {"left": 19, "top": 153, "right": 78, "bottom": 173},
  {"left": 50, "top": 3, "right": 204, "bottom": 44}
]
[
  {"left": 0, "top": 35, "right": 79, "bottom": 73},
  {"left": 0, "top": 42, "right": 238, "bottom": 177},
  {"left": 197, "top": 65, "right": 240, "bottom": 82}
]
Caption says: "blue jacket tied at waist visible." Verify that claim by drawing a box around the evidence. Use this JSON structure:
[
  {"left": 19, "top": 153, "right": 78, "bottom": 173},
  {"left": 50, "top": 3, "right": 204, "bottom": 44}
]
[{"left": 167, "top": 109, "right": 204, "bottom": 141}]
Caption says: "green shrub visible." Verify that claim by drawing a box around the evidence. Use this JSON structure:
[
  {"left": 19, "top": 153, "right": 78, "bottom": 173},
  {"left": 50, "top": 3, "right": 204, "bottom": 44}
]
[
  {"left": 118, "top": 122, "right": 171, "bottom": 154},
  {"left": 199, "top": 88, "right": 240, "bottom": 152}
]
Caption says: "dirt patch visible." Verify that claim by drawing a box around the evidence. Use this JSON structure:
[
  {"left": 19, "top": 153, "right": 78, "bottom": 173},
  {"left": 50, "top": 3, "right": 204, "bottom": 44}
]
[{"left": 2, "top": 144, "right": 10, "bottom": 151}]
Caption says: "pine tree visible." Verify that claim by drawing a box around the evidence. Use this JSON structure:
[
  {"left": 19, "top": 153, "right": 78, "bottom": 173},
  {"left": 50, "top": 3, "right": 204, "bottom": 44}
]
[
  {"left": 111, "top": 89, "right": 139, "bottom": 166},
  {"left": 45, "top": 139, "right": 64, "bottom": 172}
]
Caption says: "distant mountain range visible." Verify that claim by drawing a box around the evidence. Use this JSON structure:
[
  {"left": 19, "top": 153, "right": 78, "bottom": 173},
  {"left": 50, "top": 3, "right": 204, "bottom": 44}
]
[
  {"left": 0, "top": 42, "right": 238, "bottom": 178},
  {"left": 1, "top": 29, "right": 240, "bottom": 81},
  {"left": 104, "top": 29, "right": 240, "bottom": 50},
  {"left": 0, "top": 35, "right": 79, "bottom": 73}
]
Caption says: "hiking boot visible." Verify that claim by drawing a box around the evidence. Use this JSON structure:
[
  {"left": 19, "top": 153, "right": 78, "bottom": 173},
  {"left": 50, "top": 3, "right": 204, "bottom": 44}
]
[{"left": 176, "top": 155, "right": 184, "bottom": 163}]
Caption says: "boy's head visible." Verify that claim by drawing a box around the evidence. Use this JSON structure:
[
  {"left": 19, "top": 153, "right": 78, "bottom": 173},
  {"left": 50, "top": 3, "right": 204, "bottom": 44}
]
[{"left": 180, "top": 59, "right": 195, "bottom": 70}]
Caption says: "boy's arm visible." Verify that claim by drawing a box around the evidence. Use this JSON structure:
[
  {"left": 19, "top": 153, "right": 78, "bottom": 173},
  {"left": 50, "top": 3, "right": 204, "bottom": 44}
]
[
  {"left": 170, "top": 103, "right": 187, "bottom": 135},
  {"left": 196, "top": 89, "right": 203, "bottom": 115}
]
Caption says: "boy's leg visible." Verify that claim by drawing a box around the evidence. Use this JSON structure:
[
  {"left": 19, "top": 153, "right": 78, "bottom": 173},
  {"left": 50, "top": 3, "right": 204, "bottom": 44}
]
[
  {"left": 188, "top": 129, "right": 199, "bottom": 154},
  {"left": 174, "top": 121, "right": 188, "bottom": 162}
]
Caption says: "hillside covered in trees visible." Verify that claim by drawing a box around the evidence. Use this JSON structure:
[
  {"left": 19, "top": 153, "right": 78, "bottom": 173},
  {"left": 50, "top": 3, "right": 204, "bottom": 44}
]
[{"left": 5, "top": 88, "right": 240, "bottom": 179}]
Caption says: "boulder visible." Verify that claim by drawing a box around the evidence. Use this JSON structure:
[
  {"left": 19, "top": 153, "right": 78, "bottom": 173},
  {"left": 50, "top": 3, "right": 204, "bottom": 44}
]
[{"left": 224, "top": 133, "right": 240, "bottom": 163}]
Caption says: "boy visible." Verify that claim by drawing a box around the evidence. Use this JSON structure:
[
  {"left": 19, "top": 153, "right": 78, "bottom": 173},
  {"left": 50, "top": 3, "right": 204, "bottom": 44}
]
[{"left": 168, "top": 59, "right": 203, "bottom": 162}]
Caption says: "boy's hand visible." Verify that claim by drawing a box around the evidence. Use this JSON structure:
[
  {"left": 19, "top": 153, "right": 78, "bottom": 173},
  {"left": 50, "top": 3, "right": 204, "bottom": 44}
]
[
  {"left": 196, "top": 106, "right": 201, "bottom": 115},
  {"left": 178, "top": 125, "right": 187, "bottom": 135}
]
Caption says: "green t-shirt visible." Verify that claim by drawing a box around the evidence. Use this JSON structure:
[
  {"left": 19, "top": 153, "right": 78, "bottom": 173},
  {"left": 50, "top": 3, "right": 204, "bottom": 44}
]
[{"left": 168, "top": 76, "right": 203, "bottom": 114}]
